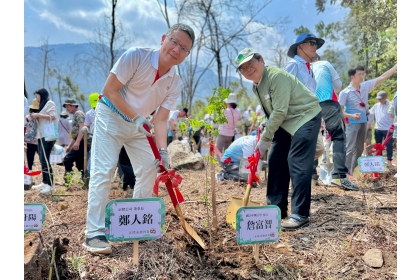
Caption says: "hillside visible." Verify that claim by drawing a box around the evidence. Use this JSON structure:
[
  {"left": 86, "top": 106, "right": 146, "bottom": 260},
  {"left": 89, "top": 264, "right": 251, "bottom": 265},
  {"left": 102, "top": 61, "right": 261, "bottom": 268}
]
[{"left": 24, "top": 43, "right": 254, "bottom": 111}]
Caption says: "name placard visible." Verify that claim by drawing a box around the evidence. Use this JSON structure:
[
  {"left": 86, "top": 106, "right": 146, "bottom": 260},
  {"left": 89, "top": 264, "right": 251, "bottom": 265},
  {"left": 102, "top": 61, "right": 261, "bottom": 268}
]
[
  {"left": 239, "top": 159, "right": 262, "bottom": 175},
  {"left": 24, "top": 203, "right": 47, "bottom": 231},
  {"left": 358, "top": 156, "right": 386, "bottom": 173},
  {"left": 236, "top": 206, "right": 281, "bottom": 245},
  {"left": 105, "top": 198, "right": 166, "bottom": 242}
]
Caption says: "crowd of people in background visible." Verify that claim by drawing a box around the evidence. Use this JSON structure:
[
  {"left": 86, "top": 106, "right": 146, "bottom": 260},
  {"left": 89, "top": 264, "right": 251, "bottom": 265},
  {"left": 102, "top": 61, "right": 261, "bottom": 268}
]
[{"left": 24, "top": 23, "right": 397, "bottom": 255}]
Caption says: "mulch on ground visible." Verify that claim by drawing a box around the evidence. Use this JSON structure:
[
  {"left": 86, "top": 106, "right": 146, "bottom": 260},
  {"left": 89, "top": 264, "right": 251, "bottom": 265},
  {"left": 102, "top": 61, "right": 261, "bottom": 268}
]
[{"left": 24, "top": 159, "right": 397, "bottom": 280}]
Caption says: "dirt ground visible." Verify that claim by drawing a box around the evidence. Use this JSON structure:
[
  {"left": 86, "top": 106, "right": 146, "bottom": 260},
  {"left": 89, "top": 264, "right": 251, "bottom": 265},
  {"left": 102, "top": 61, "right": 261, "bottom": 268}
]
[{"left": 24, "top": 155, "right": 397, "bottom": 280}]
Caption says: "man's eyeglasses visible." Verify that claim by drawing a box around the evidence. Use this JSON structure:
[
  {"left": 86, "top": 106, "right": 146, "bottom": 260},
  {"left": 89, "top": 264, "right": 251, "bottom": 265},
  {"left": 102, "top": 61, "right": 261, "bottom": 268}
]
[
  {"left": 166, "top": 37, "right": 191, "bottom": 55},
  {"left": 238, "top": 58, "right": 257, "bottom": 73},
  {"left": 302, "top": 41, "right": 317, "bottom": 47}
]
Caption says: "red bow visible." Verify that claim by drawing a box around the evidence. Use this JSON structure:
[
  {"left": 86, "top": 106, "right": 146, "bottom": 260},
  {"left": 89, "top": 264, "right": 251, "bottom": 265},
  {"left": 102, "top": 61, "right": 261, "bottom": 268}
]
[
  {"left": 246, "top": 154, "right": 260, "bottom": 182},
  {"left": 154, "top": 169, "right": 184, "bottom": 204}
]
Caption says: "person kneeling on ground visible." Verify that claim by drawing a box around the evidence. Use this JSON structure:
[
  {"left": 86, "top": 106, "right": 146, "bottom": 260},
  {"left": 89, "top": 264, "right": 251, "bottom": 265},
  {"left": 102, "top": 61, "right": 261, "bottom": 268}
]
[{"left": 216, "top": 134, "right": 262, "bottom": 183}]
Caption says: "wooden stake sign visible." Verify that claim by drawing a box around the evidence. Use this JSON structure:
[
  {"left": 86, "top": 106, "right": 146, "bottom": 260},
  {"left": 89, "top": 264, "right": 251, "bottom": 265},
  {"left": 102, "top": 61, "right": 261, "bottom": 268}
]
[
  {"left": 236, "top": 206, "right": 281, "bottom": 263},
  {"left": 104, "top": 198, "right": 166, "bottom": 265},
  {"left": 24, "top": 203, "right": 47, "bottom": 231}
]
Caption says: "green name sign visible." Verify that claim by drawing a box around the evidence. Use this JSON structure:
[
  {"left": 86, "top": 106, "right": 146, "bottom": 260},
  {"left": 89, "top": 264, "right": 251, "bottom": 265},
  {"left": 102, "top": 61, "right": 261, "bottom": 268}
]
[
  {"left": 105, "top": 198, "right": 166, "bottom": 242},
  {"left": 236, "top": 205, "right": 281, "bottom": 245},
  {"left": 24, "top": 203, "right": 47, "bottom": 232}
]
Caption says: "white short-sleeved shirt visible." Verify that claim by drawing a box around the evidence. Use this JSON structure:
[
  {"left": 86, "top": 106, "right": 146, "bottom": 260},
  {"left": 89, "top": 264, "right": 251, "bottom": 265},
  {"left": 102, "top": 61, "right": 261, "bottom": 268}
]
[
  {"left": 167, "top": 110, "right": 179, "bottom": 136},
  {"left": 369, "top": 100, "right": 394, "bottom": 130},
  {"left": 111, "top": 47, "right": 183, "bottom": 118},
  {"left": 36, "top": 100, "right": 58, "bottom": 139},
  {"left": 84, "top": 108, "right": 96, "bottom": 134},
  {"left": 338, "top": 79, "right": 377, "bottom": 124},
  {"left": 312, "top": 61, "right": 342, "bottom": 102},
  {"left": 284, "top": 55, "right": 317, "bottom": 94}
]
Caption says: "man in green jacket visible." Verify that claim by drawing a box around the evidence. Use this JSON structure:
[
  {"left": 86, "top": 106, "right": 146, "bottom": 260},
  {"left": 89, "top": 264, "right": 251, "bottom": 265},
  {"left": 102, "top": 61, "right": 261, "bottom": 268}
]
[{"left": 235, "top": 48, "right": 322, "bottom": 230}]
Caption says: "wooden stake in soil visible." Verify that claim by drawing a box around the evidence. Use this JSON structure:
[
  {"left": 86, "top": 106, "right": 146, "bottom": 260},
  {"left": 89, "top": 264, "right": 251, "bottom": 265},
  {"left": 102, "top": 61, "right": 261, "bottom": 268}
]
[
  {"left": 133, "top": 240, "right": 139, "bottom": 265},
  {"left": 210, "top": 141, "right": 218, "bottom": 230},
  {"left": 253, "top": 244, "right": 260, "bottom": 264}
]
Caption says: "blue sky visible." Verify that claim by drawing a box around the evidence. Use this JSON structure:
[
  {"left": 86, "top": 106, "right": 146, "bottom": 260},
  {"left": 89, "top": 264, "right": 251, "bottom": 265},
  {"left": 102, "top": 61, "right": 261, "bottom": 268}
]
[{"left": 24, "top": 0, "right": 348, "bottom": 50}]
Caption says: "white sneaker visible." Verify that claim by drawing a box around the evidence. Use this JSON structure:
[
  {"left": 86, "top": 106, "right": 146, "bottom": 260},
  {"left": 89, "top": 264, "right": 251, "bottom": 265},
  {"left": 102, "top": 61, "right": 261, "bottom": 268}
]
[
  {"left": 32, "top": 183, "right": 48, "bottom": 191},
  {"left": 40, "top": 184, "right": 54, "bottom": 195},
  {"left": 394, "top": 173, "right": 397, "bottom": 178}
]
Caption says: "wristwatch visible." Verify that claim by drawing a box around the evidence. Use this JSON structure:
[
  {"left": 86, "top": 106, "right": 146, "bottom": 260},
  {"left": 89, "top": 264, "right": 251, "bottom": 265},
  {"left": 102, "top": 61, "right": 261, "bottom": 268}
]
[{"left": 158, "top": 148, "right": 168, "bottom": 153}]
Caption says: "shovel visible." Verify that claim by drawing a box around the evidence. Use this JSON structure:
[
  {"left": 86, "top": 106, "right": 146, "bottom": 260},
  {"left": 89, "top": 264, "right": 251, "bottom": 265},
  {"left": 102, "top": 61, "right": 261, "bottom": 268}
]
[
  {"left": 143, "top": 124, "right": 207, "bottom": 249},
  {"left": 319, "top": 137, "right": 333, "bottom": 185},
  {"left": 226, "top": 128, "right": 262, "bottom": 230},
  {"left": 83, "top": 130, "right": 90, "bottom": 188}
]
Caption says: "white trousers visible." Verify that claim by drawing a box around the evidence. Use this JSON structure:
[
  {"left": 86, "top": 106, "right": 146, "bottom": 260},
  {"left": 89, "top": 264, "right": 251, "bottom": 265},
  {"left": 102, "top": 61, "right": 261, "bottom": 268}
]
[{"left": 85, "top": 103, "right": 157, "bottom": 238}]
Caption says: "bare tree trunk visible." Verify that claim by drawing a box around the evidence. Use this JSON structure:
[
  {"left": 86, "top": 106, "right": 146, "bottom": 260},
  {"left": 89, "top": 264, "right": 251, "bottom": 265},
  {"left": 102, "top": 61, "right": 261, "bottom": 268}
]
[{"left": 110, "top": 0, "right": 117, "bottom": 71}]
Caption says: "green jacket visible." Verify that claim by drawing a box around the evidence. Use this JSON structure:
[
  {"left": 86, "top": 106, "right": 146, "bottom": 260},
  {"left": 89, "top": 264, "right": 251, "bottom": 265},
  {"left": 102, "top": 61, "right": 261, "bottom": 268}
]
[{"left": 254, "top": 66, "right": 321, "bottom": 142}]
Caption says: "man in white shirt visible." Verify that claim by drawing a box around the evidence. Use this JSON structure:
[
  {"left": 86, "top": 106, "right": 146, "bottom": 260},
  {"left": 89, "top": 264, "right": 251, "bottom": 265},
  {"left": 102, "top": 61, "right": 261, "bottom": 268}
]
[
  {"left": 167, "top": 107, "right": 188, "bottom": 144},
  {"left": 83, "top": 23, "right": 195, "bottom": 255},
  {"left": 312, "top": 54, "right": 359, "bottom": 191},
  {"left": 369, "top": 91, "right": 395, "bottom": 166},
  {"left": 339, "top": 64, "right": 397, "bottom": 175}
]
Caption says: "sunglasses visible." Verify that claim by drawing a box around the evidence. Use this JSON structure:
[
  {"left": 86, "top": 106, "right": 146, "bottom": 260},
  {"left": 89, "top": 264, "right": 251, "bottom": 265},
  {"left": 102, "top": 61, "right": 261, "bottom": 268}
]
[{"left": 303, "top": 41, "right": 317, "bottom": 47}]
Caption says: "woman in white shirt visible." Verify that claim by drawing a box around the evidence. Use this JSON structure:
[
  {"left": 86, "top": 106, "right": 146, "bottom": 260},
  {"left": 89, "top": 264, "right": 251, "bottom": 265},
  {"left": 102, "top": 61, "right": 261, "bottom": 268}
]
[{"left": 30, "top": 88, "right": 58, "bottom": 194}]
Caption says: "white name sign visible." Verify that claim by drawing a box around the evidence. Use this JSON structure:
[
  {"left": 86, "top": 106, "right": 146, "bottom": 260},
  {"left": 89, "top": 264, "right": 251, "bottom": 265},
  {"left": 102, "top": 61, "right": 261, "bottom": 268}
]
[
  {"left": 105, "top": 198, "right": 166, "bottom": 242},
  {"left": 236, "top": 206, "right": 281, "bottom": 245},
  {"left": 358, "top": 156, "right": 386, "bottom": 173},
  {"left": 24, "top": 204, "right": 47, "bottom": 231}
]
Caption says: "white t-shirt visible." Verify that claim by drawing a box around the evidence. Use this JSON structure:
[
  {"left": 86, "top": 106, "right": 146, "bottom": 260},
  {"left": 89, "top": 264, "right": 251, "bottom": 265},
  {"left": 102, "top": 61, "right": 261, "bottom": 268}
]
[
  {"left": 111, "top": 47, "right": 182, "bottom": 117},
  {"left": 167, "top": 110, "right": 179, "bottom": 136},
  {"left": 369, "top": 100, "right": 394, "bottom": 130},
  {"left": 222, "top": 135, "right": 257, "bottom": 164},
  {"left": 84, "top": 108, "right": 96, "bottom": 134},
  {"left": 36, "top": 100, "right": 58, "bottom": 139}
]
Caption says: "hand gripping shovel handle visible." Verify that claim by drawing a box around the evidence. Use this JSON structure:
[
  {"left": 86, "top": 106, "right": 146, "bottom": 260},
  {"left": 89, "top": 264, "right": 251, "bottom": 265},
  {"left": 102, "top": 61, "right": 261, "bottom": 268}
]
[{"left": 142, "top": 125, "right": 177, "bottom": 203}]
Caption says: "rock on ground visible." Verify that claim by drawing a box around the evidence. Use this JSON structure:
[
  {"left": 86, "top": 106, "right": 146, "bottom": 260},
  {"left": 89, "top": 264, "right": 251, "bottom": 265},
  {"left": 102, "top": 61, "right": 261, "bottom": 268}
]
[
  {"left": 168, "top": 140, "right": 204, "bottom": 170},
  {"left": 362, "top": 248, "right": 384, "bottom": 268}
]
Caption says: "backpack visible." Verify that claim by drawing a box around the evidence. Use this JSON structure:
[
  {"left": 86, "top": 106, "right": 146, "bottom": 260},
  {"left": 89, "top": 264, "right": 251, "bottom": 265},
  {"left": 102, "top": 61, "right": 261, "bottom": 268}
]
[{"left": 24, "top": 120, "right": 38, "bottom": 143}]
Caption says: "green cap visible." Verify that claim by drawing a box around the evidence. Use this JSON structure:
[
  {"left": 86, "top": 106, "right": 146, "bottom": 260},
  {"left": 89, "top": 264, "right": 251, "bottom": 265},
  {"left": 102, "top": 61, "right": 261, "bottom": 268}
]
[{"left": 235, "top": 48, "right": 258, "bottom": 69}]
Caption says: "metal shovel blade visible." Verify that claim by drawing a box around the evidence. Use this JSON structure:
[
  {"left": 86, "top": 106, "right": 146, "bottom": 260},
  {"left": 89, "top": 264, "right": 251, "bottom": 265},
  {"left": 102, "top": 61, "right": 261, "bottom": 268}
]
[
  {"left": 320, "top": 162, "right": 334, "bottom": 185},
  {"left": 226, "top": 196, "right": 261, "bottom": 229},
  {"left": 174, "top": 205, "right": 207, "bottom": 249}
]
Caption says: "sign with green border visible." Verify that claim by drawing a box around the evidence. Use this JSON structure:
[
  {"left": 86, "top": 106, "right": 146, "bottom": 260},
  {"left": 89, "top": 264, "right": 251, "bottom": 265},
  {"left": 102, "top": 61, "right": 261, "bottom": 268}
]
[
  {"left": 24, "top": 203, "right": 47, "bottom": 232},
  {"left": 358, "top": 156, "right": 386, "bottom": 173},
  {"left": 105, "top": 198, "right": 166, "bottom": 242},
  {"left": 236, "top": 205, "right": 281, "bottom": 245}
]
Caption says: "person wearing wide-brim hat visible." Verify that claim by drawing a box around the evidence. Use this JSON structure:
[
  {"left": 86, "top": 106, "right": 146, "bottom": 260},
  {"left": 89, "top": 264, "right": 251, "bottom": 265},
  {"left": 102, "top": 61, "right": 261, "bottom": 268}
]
[
  {"left": 215, "top": 93, "right": 242, "bottom": 161},
  {"left": 62, "top": 98, "right": 79, "bottom": 108},
  {"left": 234, "top": 47, "right": 322, "bottom": 231},
  {"left": 284, "top": 33, "right": 327, "bottom": 189}
]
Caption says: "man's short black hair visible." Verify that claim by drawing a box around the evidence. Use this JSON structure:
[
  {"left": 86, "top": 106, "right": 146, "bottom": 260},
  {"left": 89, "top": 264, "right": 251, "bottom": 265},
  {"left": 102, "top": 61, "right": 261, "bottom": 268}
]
[
  {"left": 348, "top": 65, "right": 365, "bottom": 77},
  {"left": 182, "top": 108, "right": 188, "bottom": 114}
]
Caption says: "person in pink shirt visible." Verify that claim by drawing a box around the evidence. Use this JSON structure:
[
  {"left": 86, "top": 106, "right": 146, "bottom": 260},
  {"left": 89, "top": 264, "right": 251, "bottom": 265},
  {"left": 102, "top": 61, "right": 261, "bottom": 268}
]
[{"left": 216, "top": 93, "right": 242, "bottom": 160}]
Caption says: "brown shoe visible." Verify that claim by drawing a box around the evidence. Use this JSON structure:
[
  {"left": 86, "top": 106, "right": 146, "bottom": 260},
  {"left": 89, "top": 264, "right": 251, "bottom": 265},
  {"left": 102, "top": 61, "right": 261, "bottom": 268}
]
[{"left": 281, "top": 214, "right": 309, "bottom": 231}]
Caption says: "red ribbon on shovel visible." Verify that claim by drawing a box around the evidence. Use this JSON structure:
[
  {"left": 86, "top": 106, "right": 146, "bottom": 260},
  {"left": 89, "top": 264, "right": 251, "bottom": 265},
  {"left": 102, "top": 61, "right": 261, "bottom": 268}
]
[{"left": 153, "top": 169, "right": 184, "bottom": 204}]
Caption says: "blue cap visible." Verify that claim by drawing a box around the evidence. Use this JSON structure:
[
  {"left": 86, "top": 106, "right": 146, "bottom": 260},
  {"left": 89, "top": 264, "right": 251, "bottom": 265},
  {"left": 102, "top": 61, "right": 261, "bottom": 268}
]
[{"left": 287, "top": 33, "right": 325, "bottom": 58}]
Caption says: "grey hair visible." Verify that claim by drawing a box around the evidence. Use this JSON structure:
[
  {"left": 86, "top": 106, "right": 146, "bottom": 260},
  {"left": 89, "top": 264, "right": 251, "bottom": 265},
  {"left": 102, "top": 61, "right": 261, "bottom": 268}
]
[{"left": 166, "top": 23, "right": 195, "bottom": 48}]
